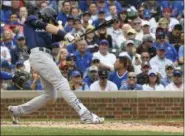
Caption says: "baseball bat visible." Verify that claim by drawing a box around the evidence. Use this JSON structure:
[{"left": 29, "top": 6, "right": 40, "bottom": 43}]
[{"left": 80, "top": 18, "right": 118, "bottom": 37}]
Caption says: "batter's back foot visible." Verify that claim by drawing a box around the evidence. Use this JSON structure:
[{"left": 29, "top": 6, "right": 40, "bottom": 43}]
[{"left": 8, "top": 106, "right": 20, "bottom": 124}]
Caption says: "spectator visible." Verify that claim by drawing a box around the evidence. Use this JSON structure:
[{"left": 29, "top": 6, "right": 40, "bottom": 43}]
[
  {"left": 138, "top": 5, "right": 145, "bottom": 19},
  {"left": 106, "top": 5, "right": 118, "bottom": 20},
  {"left": 150, "top": 45, "right": 173, "bottom": 78},
  {"left": 137, "top": 61, "right": 151, "bottom": 85},
  {"left": 82, "top": 11, "right": 91, "bottom": 29},
  {"left": 131, "top": 17, "right": 143, "bottom": 41},
  {"left": 27, "top": 69, "right": 42, "bottom": 91},
  {"left": 153, "top": 27, "right": 178, "bottom": 63},
  {"left": 142, "top": 69, "right": 165, "bottom": 91},
  {"left": 106, "top": 0, "right": 122, "bottom": 14},
  {"left": 2, "top": 30, "right": 19, "bottom": 65},
  {"left": 40, "top": 1, "right": 49, "bottom": 9},
  {"left": 93, "top": 10, "right": 106, "bottom": 27},
  {"left": 120, "top": 72, "right": 142, "bottom": 90},
  {"left": 56, "top": 48, "right": 68, "bottom": 67},
  {"left": 85, "top": 25, "right": 99, "bottom": 53},
  {"left": 83, "top": 65, "right": 99, "bottom": 87},
  {"left": 18, "top": 7, "right": 28, "bottom": 24},
  {"left": 96, "top": 0, "right": 109, "bottom": 17},
  {"left": 119, "top": 40, "right": 142, "bottom": 66},
  {"left": 1, "top": 46, "right": 11, "bottom": 64},
  {"left": 121, "top": 24, "right": 132, "bottom": 42},
  {"left": 11, "top": 0, "right": 20, "bottom": 15},
  {"left": 90, "top": 69, "right": 118, "bottom": 91},
  {"left": 121, "top": 28, "right": 141, "bottom": 51},
  {"left": 88, "top": 2, "right": 98, "bottom": 22},
  {"left": 57, "top": 1, "right": 72, "bottom": 25},
  {"left": 157, "top": 18, "right": 169, "bottom": 34},
  {"left": 107, "top": 19, "right": 124, "bottom": 52},
  {"left": 109, "top": 56, "right": 129, "bottom": 89},
  {"left": 59, "top": 63, "right": 69, "bottom": 79},
  {"left": 118, "top": 9, "right": 128, "bottom": 27},
  {"left": 74, "top": 40, "right": 92, "bottom": 74},
  {"left": 16, "top": 34, "right": 29, "bottom": 61},
  {"left": 64, "top": 15, "right": 74, "bottom": 33},
  {"left": 137, "top": 34, "right": 156, "bottom": 58},
  {"left": 142, "top": 21, "right": 155, "bottom": 39},
  {"left": 160, "top": 64, "right": 174, "bottom": 87},
  {"left": 93, "top": 40, "right": 116, "bottom": 71},
  {"left": 71, "top": 7, "right": 81, "bottom": 18},
  {"left": 168, "top": 24, "right": 182, "bottom": 52},
  {"left": 70, "top": 70, "right": 89, "bottom": 91},
  {"left": 165, "top": 69, "right": 183, "bottom": 91},
  {"left": 143, "top": 9, "right": 152, "bottom": 21},
  {"left": 95, "top": 26, "right": 112, "bottom": 49},
  {"left": 70, "top": 17, "right": 85, "bottom": 36},
  {"left": 66, "top": 53, "right": 77, "bottom": 77},
  {"left": 162, "top": 8, "right": 179, "bottom": 32}
]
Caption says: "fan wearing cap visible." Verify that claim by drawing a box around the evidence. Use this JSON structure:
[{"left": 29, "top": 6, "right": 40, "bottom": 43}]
[
  {"left": 120, "top": 28, "right": 141, "bottom": 51},
  {"left": 70, "top": 17, "right": 86, "bottom": 36},
  {"left": 142, "top": 21, "right": 155, "bottom": 40},
  {"left": 90, "top": 69, "right": 118, "bottom": 91},
  {"left": 136, "top": 61, "right": 151, "bottom": 85},
  {"left": 160, "top": 64, "right": 174, "bottom": 87},
  {"left": 83, "top": 65, "right": 99, "bottom": 87},
  {"left": 92, "top": 10, "right": 106, "bottom": 28},
  {"left": 119, "top": 8, "right": 128, "bottom": 27},
  {"left": 70, "top": 70, "right": 89, "bottom": 91},
  {"left": 165, "top": 69, "right": 183, "bottom": 90},
  {"left": 96, "top": 0, "right": 109, "bottom": 17},
  {"left": 93, "top": 40, "right": 116, "bottom": 71},
  {"left": 130, "top": 17, "right": 143, "bottom": 41},
  {"left": 120, "top": 72, "right": 142, "bottom": 90},
  {"left": 162, "top": 8, "right": 180, "bottom": 32},
  {"left": 15, "top": 61, "right": 25, "bottom": 71},
  {"left": 16, "top": 34, "right": 29, "bottom": 61},
  {"left": 153, "top": 27, "right": 178, "bottom": 63},
  {"left": 149, "top": 44, "right": 173, "bottom": 78},
  {"left": 136, "top": 35, "right": 156, "bottom": 58},
  {"left": 82, "top": 11, "right": 92, "bottom": 29},
  {"left": 142, "top": 69, "right": 165, "bottom": 91},
  {"left": 64, "top": 16, "right": 74, "bottom": 33}
]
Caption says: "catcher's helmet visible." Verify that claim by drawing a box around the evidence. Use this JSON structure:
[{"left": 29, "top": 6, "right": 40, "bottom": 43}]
[{"left": 38, "top": 7, "right": 58, "bottom": 25}]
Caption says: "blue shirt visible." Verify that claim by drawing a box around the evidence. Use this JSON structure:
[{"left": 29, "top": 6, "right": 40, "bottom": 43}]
[
  {"left": 178, "top": 46, "right": 184, "bottom": 58},
  {"left": 83, "top": 75, "right": 94, "bottom": 87},
  {"left": 67, "top": 44, "right": 77, "bottom": 54},
  {"left": 57, "top": 12, "right": 68, "bottom": 26},
  {"left": 0, "top": 71, "right": 13, "bottom": 80},
  {"left": 108, "top": 71, "right": 128, "bottom": 89},
  {"left": 105, "top": 1, "right": 122, "bottom": 13},
  {"left": 160, "top": 77, "right": 172, "bottom": 87},
  {"left": 120, "top": 83, "right": 143, "bottom": 90},
  {"left": 153, "top": 42, "right": 178, "bottom": 62},
  {"left": 74, "top": 51, "right": 92, "bottom": 73},
  {"left": 24, "top": 15, "right": 57, "bottom": 50},
  {"left": 27, "top": 80, "right": 43, "bottom": 90}
]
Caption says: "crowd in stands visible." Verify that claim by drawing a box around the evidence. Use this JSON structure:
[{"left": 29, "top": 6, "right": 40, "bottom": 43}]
[{"left": 0, "top": 0, "right": 184, "bottom": 91}]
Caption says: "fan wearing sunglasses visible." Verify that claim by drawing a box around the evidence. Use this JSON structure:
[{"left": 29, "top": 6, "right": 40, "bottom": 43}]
[{"left": 120, "top": 72, "right": 142, "bottom": 90}]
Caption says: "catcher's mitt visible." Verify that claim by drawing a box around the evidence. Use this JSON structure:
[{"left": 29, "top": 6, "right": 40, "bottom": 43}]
[{"left": 12, "top": 71, "right": 30, "bottom": 89}]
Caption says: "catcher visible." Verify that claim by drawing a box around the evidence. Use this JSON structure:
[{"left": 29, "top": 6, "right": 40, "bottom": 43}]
[
  {"left": 8, "top": 7, "right": 104, "bottom": 124},
  {"left": 0, "top": 71, "right": 30, "bottom": 90}
]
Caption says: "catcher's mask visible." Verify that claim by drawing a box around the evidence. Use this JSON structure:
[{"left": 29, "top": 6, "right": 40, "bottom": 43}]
[{"left": 38, "top": 7, "right": 58, "bottom": 25}]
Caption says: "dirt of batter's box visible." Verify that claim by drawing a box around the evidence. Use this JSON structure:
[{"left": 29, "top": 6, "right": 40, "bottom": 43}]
[{"left": 1, "top": 121, "right": 184, "bottom": 133}]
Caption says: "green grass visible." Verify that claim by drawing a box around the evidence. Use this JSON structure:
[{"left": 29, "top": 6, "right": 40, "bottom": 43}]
[{"left": 1, "top": 127, "right": 183, "bottom": 136}]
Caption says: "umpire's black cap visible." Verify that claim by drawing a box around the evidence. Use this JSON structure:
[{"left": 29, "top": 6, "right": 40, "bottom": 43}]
[{"left": 98, "top": 69, "right": 108, "bottom": 78}]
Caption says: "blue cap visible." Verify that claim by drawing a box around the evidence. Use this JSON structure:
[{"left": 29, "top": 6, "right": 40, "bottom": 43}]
[
  {"left": 16, "top": 61, "right": 24, "bottom": 68},
  {"left": 71, "top": 70, "right": 81, "bottom": 77},
  {"left": 67, "top": 15, "right": 74, "bottom": 21},
  {"left": 156, "top": 45, "right": 165, "bottom": 50},
  {"left": 17, "top": 33, "right": 25, "bottom": 40},
  {"left": 143, "top": 9, "right": 151, "bottom": 18},
  {"left": 99, "top": 40, "right": 109, "bottom": 46},
  {"left": 173, "top": 69, "right": 182, "bottom": 76},
  {"left": 98, "top": 10, "right": 105, "bottom": 14}
]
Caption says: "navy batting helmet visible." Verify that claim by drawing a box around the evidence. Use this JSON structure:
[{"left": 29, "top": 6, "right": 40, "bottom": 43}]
[{"left": 38, "top": 7, "right": 58, "bottom": 25}]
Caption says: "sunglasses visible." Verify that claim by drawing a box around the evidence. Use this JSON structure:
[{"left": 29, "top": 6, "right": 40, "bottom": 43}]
[
  {"left": 173, "top": 74, "right": 182, "bottom": 77},
  {"left": 142, "top": 56, "right": 149, "bottom": 59},
  {"left": 166, "top": 67, "right": 173, "bottom": 70},
  {"left": 93, "top": 60, "right": 100, "bottom": 63},
  {"left": 128, "top": 76, "right": 136, "bottom": 79},
  {"left": 134, "top": 22, "right": 141, "bottom": 25},
  {"left": 100, "top": 76, "right": 108, "bottom": 80}
]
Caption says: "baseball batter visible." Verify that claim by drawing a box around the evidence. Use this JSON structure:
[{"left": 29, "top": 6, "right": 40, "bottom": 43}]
[{"left": 8, "top": 7, "right": 104, "bottom": 124}]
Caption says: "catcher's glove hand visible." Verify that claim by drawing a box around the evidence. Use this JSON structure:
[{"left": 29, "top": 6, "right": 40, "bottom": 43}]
[{"left": 12, "top": 71, "right": 30, "bottom": 89}]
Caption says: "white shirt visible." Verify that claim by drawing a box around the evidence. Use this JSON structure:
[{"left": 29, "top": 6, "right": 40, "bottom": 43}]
[
  {"left": 93, "top": 51, "right": 116, "bottom": 70},
  {"left": 1, "top": 46, "right": 11, "bottom": 63},
  {"left": 149, "top": 56, "right": 173, "bottom": 78},
  {"left": 149, "top": 17, "right": 158, "bottom": 33},
  {"left": 168, "top": 18, "right": 179, "bottom": 32},
  {"left": 107, "top": 27, "right": 124, "bottom": 49},
  {"left": 142, "top": 84, "right": 165, "bottom": 91},
  {"left": 135, "top": 30, "right": 144, "bottom": 41},
  {"left": 165, "top": 82, "right": 183, "bottom": 91},
  {"left": 90, "top": 80, "right": 118, "bottom": 91}
]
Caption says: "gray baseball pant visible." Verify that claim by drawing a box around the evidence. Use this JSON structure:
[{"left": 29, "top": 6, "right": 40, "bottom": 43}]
[{"left": 15, "top": 48, "right": 87, "bottom": 116}]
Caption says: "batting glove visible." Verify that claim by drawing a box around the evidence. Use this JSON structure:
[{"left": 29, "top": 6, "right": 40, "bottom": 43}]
[{"left": 64, "top": 33, "right": 75, "bottom": 43}]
